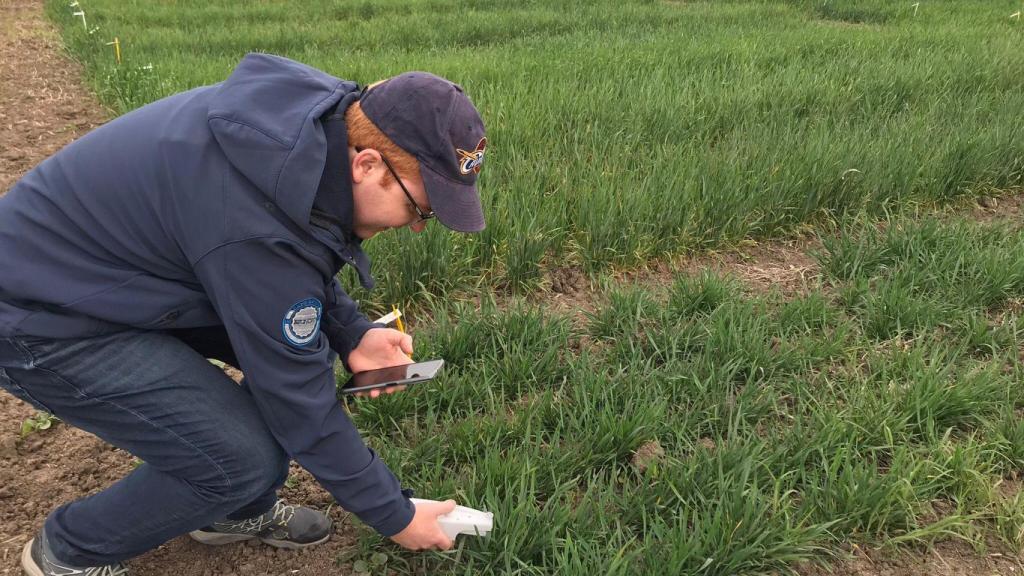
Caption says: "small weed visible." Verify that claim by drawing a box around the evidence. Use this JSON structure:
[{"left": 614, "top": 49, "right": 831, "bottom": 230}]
[{"left": 20, "top": 412, "right": 58, "bottom": 438}]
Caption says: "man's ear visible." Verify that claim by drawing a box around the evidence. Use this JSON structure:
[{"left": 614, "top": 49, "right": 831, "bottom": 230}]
[{"left": 351, "top": 148, "right": 381, "bottom": 185}]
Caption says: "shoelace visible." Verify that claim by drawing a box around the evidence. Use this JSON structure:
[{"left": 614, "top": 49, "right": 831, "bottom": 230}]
[
  {"left": 214, "top": 499, "right": 298, "bottom": 534},
  {"left": 84, "top": 564, "right": 129, "bottom": 576},
  {"left": 41, "top": 546, "right": 129, "bottom": 576},
  {"left": 270, "top": 500, "right": 296, "bottom": 526}
]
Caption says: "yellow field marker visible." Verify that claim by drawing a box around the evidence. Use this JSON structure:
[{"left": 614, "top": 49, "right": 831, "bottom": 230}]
[{"left": 105, "top": 37, "right": 121, "bottom": 65}]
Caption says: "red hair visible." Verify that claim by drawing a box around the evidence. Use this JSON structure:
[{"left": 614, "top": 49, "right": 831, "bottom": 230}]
[{"left": 345, "top": 101, "right": 419, "bottom": 186}]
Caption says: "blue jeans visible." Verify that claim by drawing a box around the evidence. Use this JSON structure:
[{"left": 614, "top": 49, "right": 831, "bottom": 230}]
[{"left": 0, "top": 328, "right": 290, "bottom": 566}]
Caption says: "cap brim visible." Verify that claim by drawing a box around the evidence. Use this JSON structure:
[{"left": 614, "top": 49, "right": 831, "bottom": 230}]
[{"left": 420, "top": 165, "right": 485, "bottom": 233}]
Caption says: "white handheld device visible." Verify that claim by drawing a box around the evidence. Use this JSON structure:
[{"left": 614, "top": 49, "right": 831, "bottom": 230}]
[{"left": 410, "top": 498, "right": 494, "bottom": 540}]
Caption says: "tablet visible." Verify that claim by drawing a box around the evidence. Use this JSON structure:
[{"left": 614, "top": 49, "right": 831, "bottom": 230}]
[{"left": 341, "top": 359, "right": 444, "bottom": 395}]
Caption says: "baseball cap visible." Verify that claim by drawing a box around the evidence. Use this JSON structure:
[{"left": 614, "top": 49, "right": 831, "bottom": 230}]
[{"left": 359, "top": 72, "right": 487, "bottom": 233}]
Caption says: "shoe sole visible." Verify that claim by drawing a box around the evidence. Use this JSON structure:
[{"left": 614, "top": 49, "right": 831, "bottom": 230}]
[
  {"left": 188, "top": 530, "right": 330, "bottom": 550},
  {"left": 21, "top": 539, "right": 42, "bottom": 576}
]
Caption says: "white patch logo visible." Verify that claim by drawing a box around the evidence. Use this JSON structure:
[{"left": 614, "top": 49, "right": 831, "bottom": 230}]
[{"left": 282, "top": 298, "right": 322, "bottom": 347}]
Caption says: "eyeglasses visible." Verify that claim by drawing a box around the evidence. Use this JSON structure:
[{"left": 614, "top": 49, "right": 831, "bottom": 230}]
[
  {"left": 358, "top": 147, "right": 434, "bottom": 223},
  {"left": 381, "top": 154, "right": 434, "bottom": 223}
]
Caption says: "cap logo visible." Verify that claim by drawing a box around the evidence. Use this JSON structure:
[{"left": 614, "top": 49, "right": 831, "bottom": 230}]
[{"left": 456, "top": 137, "right": 487, "bottom": 176}]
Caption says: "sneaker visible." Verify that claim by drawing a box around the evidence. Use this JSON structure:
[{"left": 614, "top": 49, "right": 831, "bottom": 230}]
[
  {"left": 188, "top": 499, "right": 331, "bottom": 549},
  {"left": 21, "top": 529, "right": 130, "bottom": 576}
]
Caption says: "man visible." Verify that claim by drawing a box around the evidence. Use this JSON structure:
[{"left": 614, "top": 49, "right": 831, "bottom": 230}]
[{"left": 0, "top": 53, "right": 487, "bottom": 575}]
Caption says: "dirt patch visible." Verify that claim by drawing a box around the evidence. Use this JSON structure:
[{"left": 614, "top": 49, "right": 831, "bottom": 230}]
[
  {"left": 968, "top": 190, "right": 1024, "bottom": 228},
  {"left": 537, "top": 188, "right": 1024, "bottom": 324},
  {"left": 623, "top": 236, "right": 822, "bottom": 302},
  {"left": 696, "top": 236, "right": 823, "bottom": 298},
  {"left": 813, "top": 19, "right": 883, "bottom": 31},
  {"left": 548, "top": 266, "right": 586, "bottom": 296},
  {"left": 793, "top": 539, "right": 1023, "bottom": 576},
  {"left": 533, "top": 236, "right": 822, "bottom": 333},
  {"left": 0, "top": 0, "right": 108, "bottom": 195},
  {"left": 630, "top": 439, "right": 664, "bottom": 473}
]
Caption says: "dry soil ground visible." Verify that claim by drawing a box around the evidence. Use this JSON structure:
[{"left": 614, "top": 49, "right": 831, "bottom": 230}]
[{"left": 1, "top": 0, "right": 1022, "bottom": 574}]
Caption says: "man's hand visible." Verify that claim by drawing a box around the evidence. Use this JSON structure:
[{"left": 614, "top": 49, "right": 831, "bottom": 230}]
[
  {"left": 348, "top": 328, "right": 413, "bottom": 398},
  {"left": 390, "top": 499, "right": 456, "bottom": 551},
  {"left": 349, "top": 328, "right": 413, "bottom": 372}
]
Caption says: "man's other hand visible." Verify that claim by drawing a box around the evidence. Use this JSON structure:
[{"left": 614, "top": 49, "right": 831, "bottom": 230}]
[{"left": 390, "top": 499, "right": 456, "bottom": 551}]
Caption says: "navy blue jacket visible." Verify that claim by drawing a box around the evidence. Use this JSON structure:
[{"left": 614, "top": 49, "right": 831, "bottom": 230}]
[{"left": 0, "top": 54, "right": 414, "bottom": 536}]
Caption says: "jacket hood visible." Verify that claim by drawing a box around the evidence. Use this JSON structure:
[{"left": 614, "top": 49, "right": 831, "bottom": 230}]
[{"left": 207, "top": 53, "right": 358, "bottom": 232}]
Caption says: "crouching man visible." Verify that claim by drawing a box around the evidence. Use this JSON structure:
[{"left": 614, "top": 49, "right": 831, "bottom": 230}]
[{"left": 0, "top": 52, "right": 487, "bottom": 574}]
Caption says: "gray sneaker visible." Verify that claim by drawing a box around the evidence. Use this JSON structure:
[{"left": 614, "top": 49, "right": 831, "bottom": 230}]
[
  {"left": 21, "top": 529, "right": 129, "bottom": 576},
  {"left": 189, "top": 499, "right": 331, "bottom": 549}
]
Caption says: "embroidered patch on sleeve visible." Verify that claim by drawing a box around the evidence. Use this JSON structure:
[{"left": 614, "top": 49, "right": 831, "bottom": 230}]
[{"left": 282, "top": 298, "right": 322, "bottom": 347}]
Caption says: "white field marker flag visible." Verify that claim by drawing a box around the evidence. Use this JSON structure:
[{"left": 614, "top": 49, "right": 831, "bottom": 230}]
[{"left": 374, "top": 309, "right": 403, "bottom": 326}]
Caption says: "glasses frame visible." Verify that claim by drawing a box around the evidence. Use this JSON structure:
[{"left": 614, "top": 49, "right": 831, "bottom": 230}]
[{"left": 357, "top": 147, "right": 434, "bottom": 224}]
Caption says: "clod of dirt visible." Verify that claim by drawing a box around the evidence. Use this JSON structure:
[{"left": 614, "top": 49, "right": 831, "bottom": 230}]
[
  {"left": 697, "top": 437, "right": 717, "bottom": 452},
  {"left": 549, "top": 266, "right": 585, "bottom": 294},
  {"left": 978, "top": 195, "right": 998, "bottom": 209},
  {"left": 20, "top": 434, "right": 47, "bottom": 453},
  {"left": 223, "top": 366, "right": 244, "bottom": 383},
  {"left": 631, "top": 440, "right": 665, "bottom": 472},
  {"left": 0, "top": 436, "right": 17, "bottom": 459}
]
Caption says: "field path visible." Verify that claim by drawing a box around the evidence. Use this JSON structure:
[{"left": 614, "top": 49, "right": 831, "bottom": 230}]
[{"left": 0, "top": 0, "right": 107, "bottom": 194}]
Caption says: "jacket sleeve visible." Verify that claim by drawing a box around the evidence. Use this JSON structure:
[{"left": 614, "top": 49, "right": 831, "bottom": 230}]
[
  {"left": 322, "top": 278, "right": 379, "bottom": 371},
  {"left": 193, "top": 237, "right": 414, "bottom": 536}
]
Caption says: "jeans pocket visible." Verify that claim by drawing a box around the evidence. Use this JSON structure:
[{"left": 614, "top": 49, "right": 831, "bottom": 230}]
[{"left": 0, "top": 366, "right": 56, "bottom": 414}]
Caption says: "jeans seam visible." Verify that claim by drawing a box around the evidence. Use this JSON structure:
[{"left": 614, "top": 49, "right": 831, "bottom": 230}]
[
  {"left": 2, "top": 341, "right": 58, "bottom": 413},
  {"left": 30, "top": 362, "right": 235, "bottom": 496},
  {"left": 9, "top": 338, "right": 36, "bottom": 367}
]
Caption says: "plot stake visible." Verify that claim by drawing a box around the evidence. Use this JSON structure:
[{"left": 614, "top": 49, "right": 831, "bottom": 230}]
[{"left": 105, "top": 37, "right": 121, "bottom": 64}]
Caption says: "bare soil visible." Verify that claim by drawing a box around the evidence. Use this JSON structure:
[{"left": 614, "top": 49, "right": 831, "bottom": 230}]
[
  {"left": 1, "top": 0, "right": 1023, "bottom": 574},
  {"left": 0, "top": 0, "right": 107, "bottom": 193},
  {"left": 791, "top": 540, "right": 1024, "bottom": 576}
]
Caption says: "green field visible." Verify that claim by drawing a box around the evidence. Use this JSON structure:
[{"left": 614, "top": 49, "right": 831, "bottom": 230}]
[
  {"left": 50, "top": 0, "right": 1023, "bottom": 305},
  {"left": 356, "top": 211, "right": 1024, "bottom": 574},
  {"left": 46, "top": 0, "right": 1024, "bottom": 573}
]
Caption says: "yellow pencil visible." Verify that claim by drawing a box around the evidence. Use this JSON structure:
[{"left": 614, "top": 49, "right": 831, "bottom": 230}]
[
  {"left": 393, "top": 305, "right": 412, "bottom": 359},
  {"left": 393, "top": 305, "right": 405, "bottom": 333}
]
